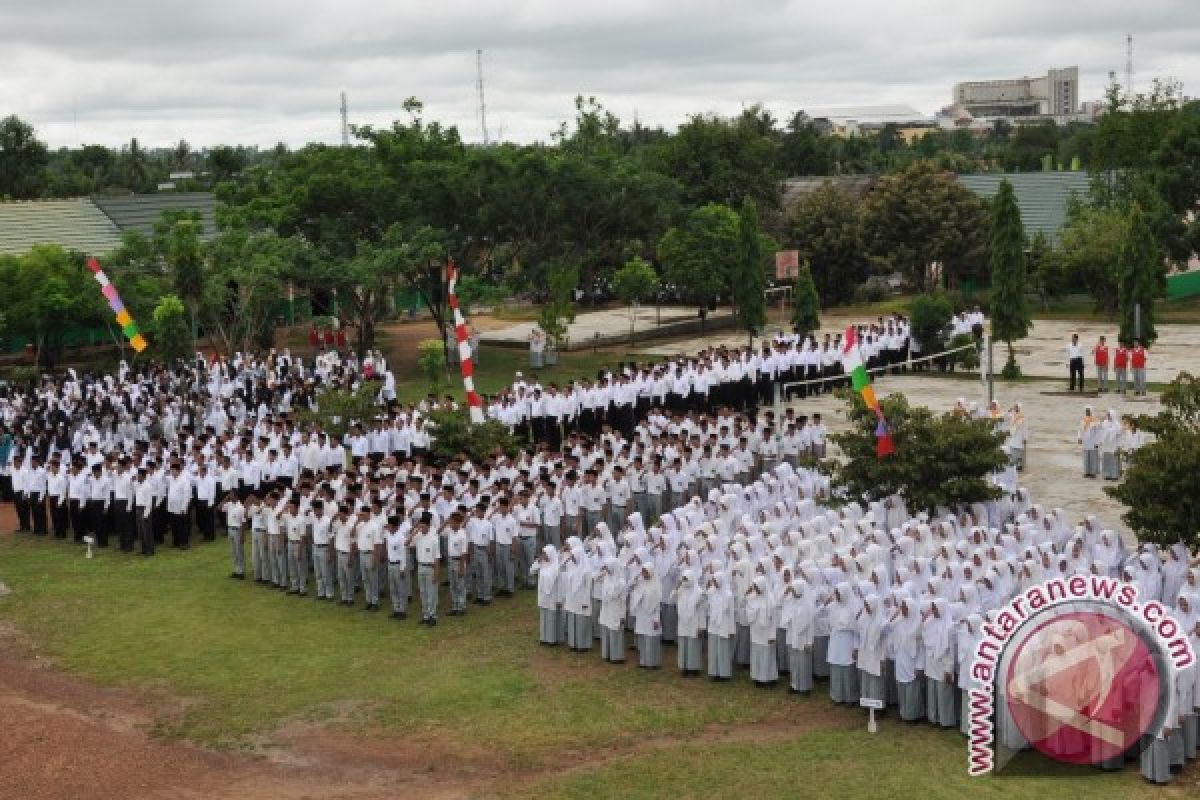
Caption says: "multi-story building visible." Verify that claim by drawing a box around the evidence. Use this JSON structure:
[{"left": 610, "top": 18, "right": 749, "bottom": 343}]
[{"left": 952, "top": 66, "right": 1079, "bottom": 118}]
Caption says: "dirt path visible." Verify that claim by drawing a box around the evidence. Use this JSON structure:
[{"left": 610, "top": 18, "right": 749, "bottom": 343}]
[{"left": 0, "top": 623, "right": 840, "bottom": 800}]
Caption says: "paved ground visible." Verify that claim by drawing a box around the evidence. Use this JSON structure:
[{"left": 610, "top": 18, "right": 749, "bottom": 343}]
[
  {"left": 480, "top": 305, "right": 734, "bottom": 349},
  {"left": 779, "top": 373, "right": 1158, "bottom": 543},
  {"left": 641, "top": 316, "right": 1195, "bottom": 386}
]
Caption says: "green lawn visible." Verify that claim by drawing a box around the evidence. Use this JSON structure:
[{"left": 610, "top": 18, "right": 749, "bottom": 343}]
[{"left": 0, "top": 533, "right": 1187, "bottom": 798}]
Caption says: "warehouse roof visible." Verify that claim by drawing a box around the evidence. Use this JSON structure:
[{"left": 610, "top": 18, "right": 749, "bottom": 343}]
[
  {"left": 92, "top": 191, "right": 217, "bottom": 239},
  {"left": 957, "top": 172, "right": 1091, "bottom": 243},
  {"left": 0, "top": 198, "right": 123, "bottom": 257}
]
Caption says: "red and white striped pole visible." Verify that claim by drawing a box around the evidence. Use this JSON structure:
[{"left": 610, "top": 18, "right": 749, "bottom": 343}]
[{"left": 446, "top": 259, "right": 485, "bottom": 424}]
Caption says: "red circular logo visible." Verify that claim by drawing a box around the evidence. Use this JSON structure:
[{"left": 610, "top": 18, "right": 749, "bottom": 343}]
[{"left": 1003, "top": 608, "right": 1167, "bottom": 766}]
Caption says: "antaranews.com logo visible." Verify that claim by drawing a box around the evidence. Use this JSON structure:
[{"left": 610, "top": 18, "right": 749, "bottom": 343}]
[{"left": 968, "top": 575, "right": 1195, "bottom": 776}]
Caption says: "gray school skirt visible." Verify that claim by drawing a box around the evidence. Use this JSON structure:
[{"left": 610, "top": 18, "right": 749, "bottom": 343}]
[
  {"left": 707, "top": 634, "right": 733, "bottom": 678},
  {"left": 677, "top": 635, "right": 704, "bottom": 672},
  {"left": 788, "top": 647, "right": 813, "bottom": 692},
  {"left": 601, "top": 624, "right": 625, "bottom": 662},
  {"left": 750, "top": 642, "right": 779, "bottom": 683},
  {"left": 539, "top": 608, "right": 560, "bottom": 644}
]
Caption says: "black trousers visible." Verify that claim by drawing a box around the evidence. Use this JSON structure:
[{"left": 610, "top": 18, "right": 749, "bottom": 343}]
[
  {"left": 30, "top": 494, "right": 47, "bottom": 535},
  {"left": 153, "top": 504, "right": 169, "bottom": 544},
  {"left": 136, "top": 508, "right": 155, "bottom": 555},
  {"left": 70, "top": 500, "right": 86, "bottom": 542},
  {"left": 14, "top": 492, "right": 30, "bottom": 530},
  {"left": 1069, "top": 357, "right": 1085, "bottom": 391},
  {"left": 170, "top": 511, "right": 191, "bottom": 548},
  {"left": 115, "top": 505, "right": 135, "bottom": 551},
  {"left": 87, "top": 499, "right": 108, "bottom": 546},
  {"left": 196, "top": 500, "right": 215, "bottom": 541},
  {"left": 51, "top": 499, "right": 68, "bottom": 538}
]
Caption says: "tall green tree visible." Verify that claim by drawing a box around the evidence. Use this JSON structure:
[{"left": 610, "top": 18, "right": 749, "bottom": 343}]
[
  {"left": 1027, "top": 230, "right": 1067, "bottom": 306},
  {"left": 785, "top": 182, "right": 866, "bottom": 306},
  {"left": 1118, "top": 204, "right": 1166, "bottom": 345},
  {"left": 1107, "top": 372, "right": 1200, "bottom": 548},
  {"left": 988, "top": 180, "right": 1031, "bottom": 374},
  {"left": 791, "top": 259, "right": 820, "bottom": 336},
  {"left": 861, "top": 161, "right": 989, "bottom": 292},
  {"left": 1058, "top": 201, "right": 1130, "bottom": 312},
  {"left": 611, "top": 256, "right": 660, "bottom": 343},
  {"left": 0, "top": 115, "right": 48, "bottom": 199},
  {"left": 657, "top": 203, "right": 742, "bottom": 308},
  {"left": 734, "top": 197, "right": 768, "bottom": 340},
  {"left": 830, "top": 392, "right": 1007, "bottom": 515},
  {"left": 153, "top": 211, "right": 206, "bottom": 347}
]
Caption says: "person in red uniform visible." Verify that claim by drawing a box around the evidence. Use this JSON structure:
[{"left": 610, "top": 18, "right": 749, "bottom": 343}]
[
  {"left": 323, "top": 327, "right": 335, "bottom": 350},
  {"left": 335, "top": 326, "right": 347, "bottom": 352},
  {"left": 307, "top": 324, "right": 320, "bottom": 353},
  {"left": 1092, "top": 335, "right": 1110, "bottom": 393},
  {"left": 1130, "top": 340, "right": 1148, "bottom": 396},
  {"left": 1113, "top": 341, "right": 1129, "bottom": 395}
]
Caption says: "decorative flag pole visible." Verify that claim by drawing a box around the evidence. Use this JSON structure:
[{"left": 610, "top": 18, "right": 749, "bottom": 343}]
[
  {"left": 446, "top": 258, "right": 485, "bottom": 424},
  {"left": 86, "top": 257, "right": 148, "bottom": 353},
  {"left": 840, "top": 325, "right": 895, "bottom": 458}
]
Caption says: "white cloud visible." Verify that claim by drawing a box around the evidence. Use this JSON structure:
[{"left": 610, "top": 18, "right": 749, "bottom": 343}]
[{"left": 1, "top": 0, "right": 1197, "bottom": 149}]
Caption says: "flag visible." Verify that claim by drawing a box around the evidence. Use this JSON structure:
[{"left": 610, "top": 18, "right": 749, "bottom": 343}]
[
  {"left": 861, "top": 385, "right": 879, "bottom": 411},
  {"left": 876, "top": 433, "right": 896, "bottom": 458}
]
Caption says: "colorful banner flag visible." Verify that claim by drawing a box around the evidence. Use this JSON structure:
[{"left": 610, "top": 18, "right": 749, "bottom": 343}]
[
  {"left": 841, "top": 325, "right": 895, "bottom": 459},
  {"left": 86, "top": 257, "right": 148, "bottom": 354}
]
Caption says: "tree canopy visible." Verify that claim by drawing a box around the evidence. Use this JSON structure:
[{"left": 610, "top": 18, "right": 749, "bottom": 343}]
[
  {"left": 988, "top": 179, "right": 1031, "bottom": 373},
  {"left": 1106, "top": 372, "right": 1200, "bottom": 548}
]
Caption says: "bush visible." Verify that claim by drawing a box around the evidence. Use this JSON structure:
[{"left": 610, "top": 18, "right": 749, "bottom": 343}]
[
  {"left": 417, "top": 339, "right": 447, "bottom": 394},
  {"left": 853, "top": 283, "right": 888, "bottom": 304},
  {"left": 455, "top": 275, "right": 510, "bottom": 312},
  {"left": 292, "top": 384, "right": 379, "bottom": 441},
  {"left": 949, "top": 333, "right": 981, "bottom": 370},
  {"left": 909, "top": 293, "right": 953, "bottom": 353},
  {"left": 426, "top": 408, "right": 520, "bottom": 466},
  {"left": 1, "top": 365, "right": 41, "bottom": 389},
  {"left": 1000, "top": 360, "right": 1022, "bottom": 379},
  {"left": 944, "top": 289, "right": 990, "bottom": 314},
  {"left": 151, "top": 294, "right": 191, "bottom": 363}
]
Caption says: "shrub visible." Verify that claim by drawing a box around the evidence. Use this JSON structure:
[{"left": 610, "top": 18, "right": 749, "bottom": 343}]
[
  {"left": 417, "top": 339, "right": 447, "bottom": 394},
  {"left": 426, "top": 407, "right": 521, "bottom": 466}
]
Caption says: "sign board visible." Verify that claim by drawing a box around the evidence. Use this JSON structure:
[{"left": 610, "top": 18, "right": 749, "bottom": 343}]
[
  {"left": 775, "top": 250, "right": 800, "bottom": 281},
  {"left": 859, "top": 698, "right": 885, "bottom": 710}
]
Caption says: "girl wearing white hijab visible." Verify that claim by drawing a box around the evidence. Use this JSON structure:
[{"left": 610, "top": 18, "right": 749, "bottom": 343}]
[
  {"left": 1161, "top": 544, "right": 1193, "bottom": 607},
  {"left": 781, "top": 574, "right": 816, "bottom": 694},
  {"left": 1098, "top": 410, "right": 1123, "bottom": 480},
  {"left": 630, "top": 563, "right": 663, "bottom": 668},
  {"left": 705, "top": 567, "right": 736, "bottom": 680},
  {"left": 889, "top": 595, "right": 924, "bottom": 721},
  {"left": 747, "top": 575, "right": 779, "bottom": 686},
  {"left": 673, "top": 569, "right": 707, "bottom": 675},
  {"left": 856, "top": 594, "right": 888, "bottom": 706},
  {"left": 562, "top": 546, "right": 594, "bottom": 652},
  {"left": 1078, "top": 406, "right": 1101, "bottom": 478},
  {"left": 956, "top": 614, "right": 985, "bottom": 734},
  {"left": 598, "top": 557, "right": 628, "bottom": 663},
  {"left": 533, "top": 545, "right": 563, "bottom": 645},
  {"left": 826, "top": 582, "right": 861, "bottom": 704},
  {"left": 922, "top": 599, "right": 957, "bottom": 728}
]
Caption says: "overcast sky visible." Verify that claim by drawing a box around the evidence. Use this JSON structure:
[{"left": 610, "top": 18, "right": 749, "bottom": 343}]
[{"left": 2, "top": 0, "right": 1198, "bottom": 151}]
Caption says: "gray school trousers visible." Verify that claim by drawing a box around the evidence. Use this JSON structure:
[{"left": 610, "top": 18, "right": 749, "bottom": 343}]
[
  {"left": 337, "top": 551, "right": 355, "bottom": 602},
  {"left": 228, "top": 525, "right": 245, "bottom": 576},
  {"left": 313, "top": 545, "right": 335, "bottom": 598},
  {"left": 471, "top": 547, "right": 492, "bottom": 601},
  {"left": 387, "top": 563, "right": 410, "bottom": 614},
  {"left": 417, "top": 564, "right": 438, "bottom": 619}
]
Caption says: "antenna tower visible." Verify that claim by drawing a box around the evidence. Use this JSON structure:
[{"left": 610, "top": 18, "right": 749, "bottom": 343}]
[
  {"left": 476, "top": 49, "right": 490, "bottom": 146},
  {"left": 340, "top": 91, "right": 349, "bottom": 146},
  {"left": 1125, "top": 33, "right": 1134, "bottom": 97}
]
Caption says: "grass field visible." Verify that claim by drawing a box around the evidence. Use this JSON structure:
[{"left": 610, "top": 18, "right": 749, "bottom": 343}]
[{"left": 0, "top": 532, "right": 1189, "bottom": 798}]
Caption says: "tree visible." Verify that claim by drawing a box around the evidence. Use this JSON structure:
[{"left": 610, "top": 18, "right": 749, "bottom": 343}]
[
  {"left": 734, "top": 197, "right": 768, "bottom": 340},
  {"left": 611, "top": 256, "right": 660, "bottom": 343},
  {"left": 830, "top": 392, "right": 1007, "bottom": 515},
  {"left": 1058, "top": 201, "right": 1130, "bottom": 312},
  {"left": 1106, "top": 372, "right": 1200, "bottom": 548},
  {"left": 785, "top": 182, "right": 866, "bottom": 306},
  {"left": 1118, "top": 204, "right": 1167, "bottom": 345},
  {"left": 791, "top": 259, "right": 820, "bottom": 336},
  {"left": 537, "top": 259, "right": 578, "bottom": 351},
  {"left": 0, "top": 245, "right": 106, "bottom": 366},
  {"left": 154, "top": 211, "right": 206, "bottom": 346},
  {"left": 1027, "top": 230, "right": 1068, "bottom": 306},
  {"left": 0, "top": 115, "right": 49, "bottom": 199},
  {"left": 988, "top": 180, "right": 1031, "bottom": 376},
  {"left": 657, "top": 203, "right": 742, "bottom": 308},
  {"left": 861, "top": 161, "right": 989, "bottom": 292},
  {"left": 151, "top": 295, "right": 191, "bottom": 363},
  {"left": 203, "top": 230, "right": 291, "bottom": 355}
]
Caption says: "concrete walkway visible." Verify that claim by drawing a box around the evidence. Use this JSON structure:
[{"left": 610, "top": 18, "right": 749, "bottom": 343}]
[{"left": 480, "top": 306, "right": 734, "bottom": 351}]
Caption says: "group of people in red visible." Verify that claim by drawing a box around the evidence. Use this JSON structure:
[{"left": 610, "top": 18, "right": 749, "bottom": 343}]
[
  {"left": 1067, "top": 332, "right": 1149, "bottom": 395},
  {"left": 307, "top": 322, "right": 348, "bottom": 354}
]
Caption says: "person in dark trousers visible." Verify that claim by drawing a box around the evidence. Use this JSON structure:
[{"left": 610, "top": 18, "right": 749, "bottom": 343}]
[{"left": 1066, "top": 333, "right": 1085, "bottom": 392}]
